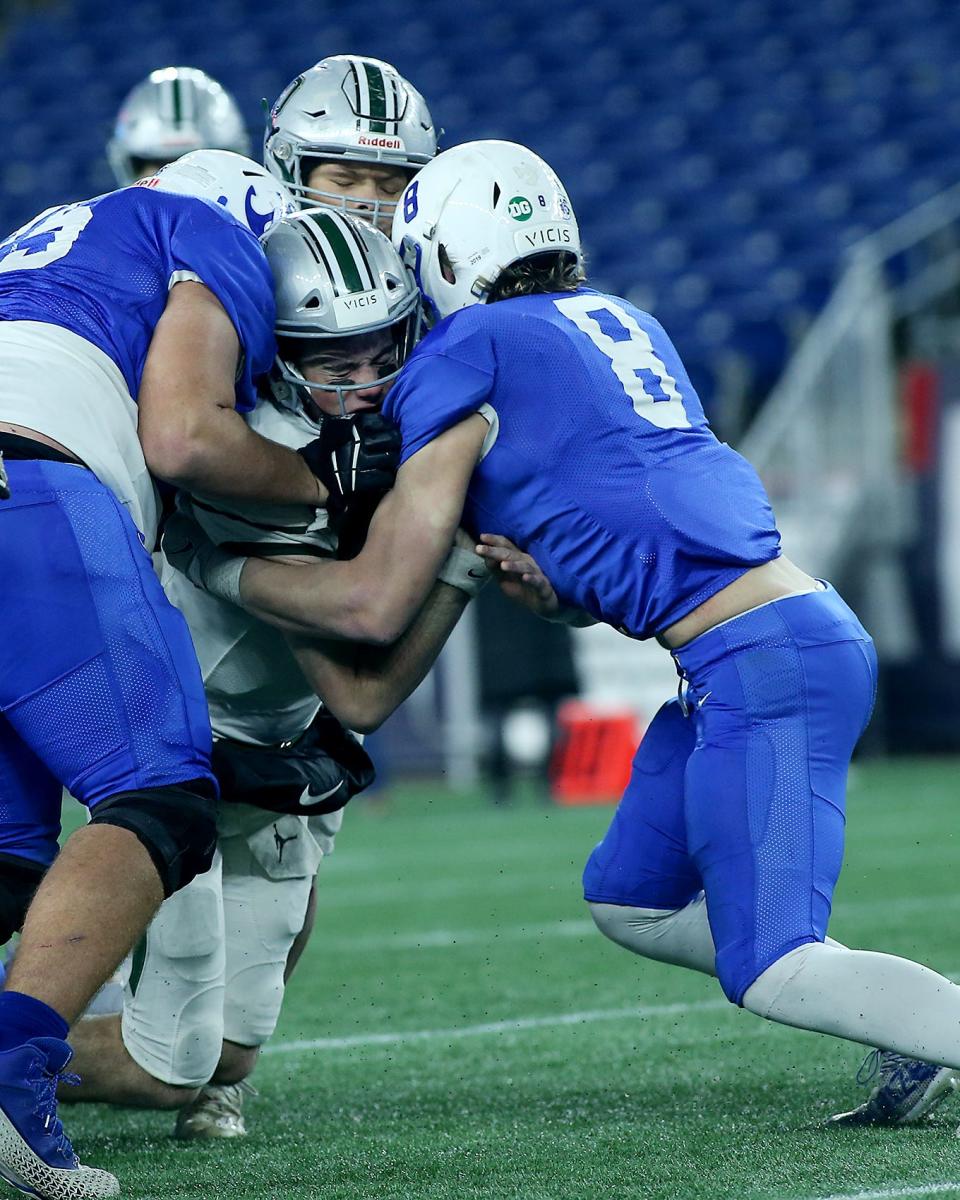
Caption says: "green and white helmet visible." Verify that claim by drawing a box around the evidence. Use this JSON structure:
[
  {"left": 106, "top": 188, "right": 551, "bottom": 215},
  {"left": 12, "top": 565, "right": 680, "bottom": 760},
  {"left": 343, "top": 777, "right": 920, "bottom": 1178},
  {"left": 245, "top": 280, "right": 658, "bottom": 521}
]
[
  {"left": 108, "top": 67, "right": 249, "bottom": 186},
  {"left": 264, "top": 208, "right": 422, "bottom": 415},
  {"left": 264, "top": 55, "right": 437, "bottom": 216}
]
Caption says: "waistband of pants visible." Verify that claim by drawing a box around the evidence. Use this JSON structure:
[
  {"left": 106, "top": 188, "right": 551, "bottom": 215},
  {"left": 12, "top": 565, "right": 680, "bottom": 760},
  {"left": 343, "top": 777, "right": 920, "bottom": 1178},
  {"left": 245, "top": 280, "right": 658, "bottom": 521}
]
[
  {"left": 0, "top": 431, "right": 86, "bottom": 467},
  {"left": 672, "top": 582, "right": 870, "bottom": 679}
]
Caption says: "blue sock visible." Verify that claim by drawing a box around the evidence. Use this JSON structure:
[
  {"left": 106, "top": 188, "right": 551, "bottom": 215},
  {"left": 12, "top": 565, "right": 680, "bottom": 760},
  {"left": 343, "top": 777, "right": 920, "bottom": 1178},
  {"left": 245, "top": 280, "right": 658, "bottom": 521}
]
[{"left": 0, "top": 992, "right": 68, "bottom": 1052}]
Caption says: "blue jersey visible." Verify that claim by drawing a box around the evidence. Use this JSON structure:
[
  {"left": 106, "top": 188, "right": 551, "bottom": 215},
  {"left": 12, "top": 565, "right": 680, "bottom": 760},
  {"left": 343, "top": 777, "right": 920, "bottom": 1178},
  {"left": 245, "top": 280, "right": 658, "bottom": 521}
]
[
  {"left": 0, "top": 187, "right": 275, "bottom": 410},
  {"left": 384, "top": 289, "right": 781, "bottom": 639}
]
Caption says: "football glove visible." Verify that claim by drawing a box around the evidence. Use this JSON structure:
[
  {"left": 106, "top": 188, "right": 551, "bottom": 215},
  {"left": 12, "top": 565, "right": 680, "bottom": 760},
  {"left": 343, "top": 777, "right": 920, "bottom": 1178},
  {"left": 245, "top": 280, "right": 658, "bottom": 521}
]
[
  {"left": 212, "top": 709, "right": 375, "bottom": 816},
  {"left": 298, "top": 411, "right": 401, "bottom": 519}
]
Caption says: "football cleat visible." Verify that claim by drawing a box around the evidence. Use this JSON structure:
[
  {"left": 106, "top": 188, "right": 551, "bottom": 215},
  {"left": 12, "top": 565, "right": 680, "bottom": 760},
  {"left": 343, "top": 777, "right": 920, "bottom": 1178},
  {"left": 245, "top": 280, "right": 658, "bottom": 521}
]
[
  {"left": 0, "top": 1038, "right": 119, "bottom": 1198},
  {"left": 174, "top": 1081, "right": 256, "bottom": 1140},
  {"left": 827, "top": 1049, "right": 958, "bottom": 1126}
]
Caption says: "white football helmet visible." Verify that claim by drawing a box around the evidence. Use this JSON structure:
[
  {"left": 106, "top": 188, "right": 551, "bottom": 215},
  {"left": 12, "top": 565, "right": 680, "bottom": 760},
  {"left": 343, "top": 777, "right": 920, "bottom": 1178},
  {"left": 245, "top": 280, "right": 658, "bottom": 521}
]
[
  {"left": 108, "top": 67, "right": 249, "bottom": 186},
  {"left": 145, "top": 150, "right": 296, "bottom": 240},
  {"left": 392, "top": 140, "right": 582, "bottom": 323},
  {"left": 264, "top": 55, "right": 437, "bottom": 222},
  {"left": 264, "top": 209, "right": 421, "bottom": 415}
]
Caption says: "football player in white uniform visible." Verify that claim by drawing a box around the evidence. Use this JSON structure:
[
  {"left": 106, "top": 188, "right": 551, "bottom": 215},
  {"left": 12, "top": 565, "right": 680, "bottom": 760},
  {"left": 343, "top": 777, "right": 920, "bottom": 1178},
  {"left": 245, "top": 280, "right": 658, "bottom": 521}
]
[
  {"left": 264, "top": 54, "right": 437, "bottom": 233},
  {"left": 62, "top": 207, "right": 487, "bottom": 1139},
  {"left": 108, "top": 66, "right": 249, "bottom": 185}
]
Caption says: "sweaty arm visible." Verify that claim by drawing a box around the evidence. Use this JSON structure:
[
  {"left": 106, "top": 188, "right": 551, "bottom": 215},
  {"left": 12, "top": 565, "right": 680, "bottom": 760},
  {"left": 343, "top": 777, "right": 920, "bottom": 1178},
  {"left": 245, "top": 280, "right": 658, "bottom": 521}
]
[
  {"left": 137, "top": 281, "right": 321, "bottom": 506},
  {"left": 238, "top": 414, "right": 489, "bottom": 644}
]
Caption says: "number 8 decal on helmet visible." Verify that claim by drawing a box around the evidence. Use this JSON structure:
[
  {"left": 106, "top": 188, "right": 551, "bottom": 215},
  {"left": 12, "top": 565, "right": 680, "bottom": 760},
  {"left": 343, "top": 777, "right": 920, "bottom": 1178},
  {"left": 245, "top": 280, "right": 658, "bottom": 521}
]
[{"left": 403, "top": 181, "right": 419, "bottom": 224}]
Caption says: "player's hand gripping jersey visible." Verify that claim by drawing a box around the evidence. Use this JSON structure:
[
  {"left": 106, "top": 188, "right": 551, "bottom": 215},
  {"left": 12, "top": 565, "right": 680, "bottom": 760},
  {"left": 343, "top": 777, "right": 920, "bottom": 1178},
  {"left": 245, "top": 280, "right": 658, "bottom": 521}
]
[
  {"left": 384, "top": 289, "right": 781, "bottom": 639},
  {"left": 0, "top": 186, "right": 275, "bottom": 542}
]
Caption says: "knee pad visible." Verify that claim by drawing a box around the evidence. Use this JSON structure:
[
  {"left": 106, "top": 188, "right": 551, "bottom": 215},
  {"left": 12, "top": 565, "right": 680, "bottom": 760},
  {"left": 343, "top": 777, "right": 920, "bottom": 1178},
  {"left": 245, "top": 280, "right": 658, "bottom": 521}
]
[
  {"left": 0, "top": 854, "right": 46, "bottom": 944},
  {"left": 221, "top": 864, "right": 312, "bottom": 1046},
  {"left": 122, "top": 861, "right": 226, "bottom": 1088},
  {"left": 89, "top": 779, "right": 218, "bottom": 897}
]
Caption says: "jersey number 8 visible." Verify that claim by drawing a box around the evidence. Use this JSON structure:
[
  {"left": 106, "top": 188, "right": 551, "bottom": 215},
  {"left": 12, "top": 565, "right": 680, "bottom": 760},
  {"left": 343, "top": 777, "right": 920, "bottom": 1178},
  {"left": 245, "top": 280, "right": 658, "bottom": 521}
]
[{"left": 554, "top": 294, "right": 691, "bottom": 431}]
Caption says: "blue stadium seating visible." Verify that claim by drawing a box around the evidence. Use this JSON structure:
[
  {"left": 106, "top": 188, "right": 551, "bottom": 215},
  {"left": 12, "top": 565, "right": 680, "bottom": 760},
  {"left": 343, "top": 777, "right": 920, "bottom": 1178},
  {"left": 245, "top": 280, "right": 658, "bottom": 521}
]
[{"left": 2, "top": 0, "right": 960, "bottom": 418}]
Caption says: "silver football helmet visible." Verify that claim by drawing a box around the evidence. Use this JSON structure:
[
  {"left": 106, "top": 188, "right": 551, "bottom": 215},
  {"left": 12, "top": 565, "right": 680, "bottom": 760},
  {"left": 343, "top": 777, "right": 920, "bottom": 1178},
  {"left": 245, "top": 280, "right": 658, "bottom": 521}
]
[
  {"left": 264, "top": 55, "right": 437, "bottom": 224},
  {"left": 108, "top": 67, "right": 249, "bottom": 186},
  {"left": 264, "top": 208, "right": 422, "bottom": 415}
]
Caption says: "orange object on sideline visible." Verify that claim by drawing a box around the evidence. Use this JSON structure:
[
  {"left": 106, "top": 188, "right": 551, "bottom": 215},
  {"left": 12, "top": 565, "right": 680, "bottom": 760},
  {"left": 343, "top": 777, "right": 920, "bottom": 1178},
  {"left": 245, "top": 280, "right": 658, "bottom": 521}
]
[{"left": 549, "top": 700, "right": 643, "bottom": 805}]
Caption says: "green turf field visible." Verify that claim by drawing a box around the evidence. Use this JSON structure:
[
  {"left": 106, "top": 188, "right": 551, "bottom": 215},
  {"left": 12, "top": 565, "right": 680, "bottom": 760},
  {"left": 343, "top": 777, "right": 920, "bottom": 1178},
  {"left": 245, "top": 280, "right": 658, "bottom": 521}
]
[{"left": 59, "top": 758, "right": 960, "bottom": 1200}]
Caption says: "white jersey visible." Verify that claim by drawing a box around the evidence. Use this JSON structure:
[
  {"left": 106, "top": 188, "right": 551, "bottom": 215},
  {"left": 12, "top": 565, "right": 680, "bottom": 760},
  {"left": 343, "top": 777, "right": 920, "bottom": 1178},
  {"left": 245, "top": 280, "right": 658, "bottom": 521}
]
[
  {"left": 0, "top": 321, "right": 160, "bottom": 542},
  {"left": 161, "top": 397, "right": 336, "bottom": 749}
]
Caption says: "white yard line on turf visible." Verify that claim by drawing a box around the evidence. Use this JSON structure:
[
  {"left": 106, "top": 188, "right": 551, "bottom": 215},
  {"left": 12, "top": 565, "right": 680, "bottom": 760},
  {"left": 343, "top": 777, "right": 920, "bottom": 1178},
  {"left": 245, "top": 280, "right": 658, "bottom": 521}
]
[
  {"left": 320, "top": 917, "right": 597, "bottom": 952},
  {"left": 813, "top": 1184, "right": 960, "bottom": 1200},
  {"left": 263, "top": 997, "right": 728, "bottom": 1055}
]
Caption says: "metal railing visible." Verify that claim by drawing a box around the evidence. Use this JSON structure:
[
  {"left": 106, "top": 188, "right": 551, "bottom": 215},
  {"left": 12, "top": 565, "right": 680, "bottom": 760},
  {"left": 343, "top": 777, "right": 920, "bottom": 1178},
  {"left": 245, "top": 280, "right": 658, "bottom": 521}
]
[{"left": 740, "top": 180, "right": 960, "bottom": 582}]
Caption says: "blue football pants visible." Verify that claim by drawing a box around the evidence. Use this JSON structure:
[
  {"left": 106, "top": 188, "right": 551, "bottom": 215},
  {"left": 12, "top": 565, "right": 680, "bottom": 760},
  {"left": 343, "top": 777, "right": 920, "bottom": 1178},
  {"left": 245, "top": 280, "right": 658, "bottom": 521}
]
[
  {"left": 0, "top": 460, "right": 215, "bottom": 868},
  {"left": 583, "top": 585, "right": 877, "bottom": 1004}
]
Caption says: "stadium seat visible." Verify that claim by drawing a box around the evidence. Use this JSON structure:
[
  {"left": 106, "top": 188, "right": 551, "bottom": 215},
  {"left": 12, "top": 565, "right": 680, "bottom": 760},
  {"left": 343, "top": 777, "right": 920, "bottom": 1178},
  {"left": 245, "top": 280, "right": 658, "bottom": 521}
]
[{"left": 3, "top": 0, "right": 960, "bottom": 415}]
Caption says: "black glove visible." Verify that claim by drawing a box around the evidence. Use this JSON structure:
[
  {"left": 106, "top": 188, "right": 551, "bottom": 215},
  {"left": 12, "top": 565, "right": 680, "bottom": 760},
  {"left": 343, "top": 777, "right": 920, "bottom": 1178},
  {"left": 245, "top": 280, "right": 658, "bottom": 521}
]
[
  {"left": 298, "top": 411, "right": 401, "bottom": 519},
  {"left": 211, "top": 709, "right": 376, "bottom": 816}
]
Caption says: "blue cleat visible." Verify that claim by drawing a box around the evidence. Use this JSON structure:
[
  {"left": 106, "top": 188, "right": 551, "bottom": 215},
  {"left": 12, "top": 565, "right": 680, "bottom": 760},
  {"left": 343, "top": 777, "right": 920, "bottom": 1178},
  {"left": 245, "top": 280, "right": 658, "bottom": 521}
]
[
  {"left": 0, "top": 1038, "right": 118, "bottom": 1198},
  {"left": 827, "top": 1049, "right": 957, "bottom": 1126}
]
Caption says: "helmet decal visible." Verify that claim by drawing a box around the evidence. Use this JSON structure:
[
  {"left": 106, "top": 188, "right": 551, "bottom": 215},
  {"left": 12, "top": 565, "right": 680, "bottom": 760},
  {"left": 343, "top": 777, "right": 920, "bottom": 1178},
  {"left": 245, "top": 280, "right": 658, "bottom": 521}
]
[{"left": 244, "top": 184, "right": 277, "bottom": 239}]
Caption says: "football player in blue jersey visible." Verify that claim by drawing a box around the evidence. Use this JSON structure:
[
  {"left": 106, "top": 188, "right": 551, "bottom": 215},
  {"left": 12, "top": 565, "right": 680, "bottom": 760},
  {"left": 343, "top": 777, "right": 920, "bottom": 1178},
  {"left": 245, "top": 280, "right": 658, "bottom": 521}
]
[
  {"left": 168, "top": 139, "right": 960, "bottom": 1132},
  {"left": 0, "top": 150, "right": 380, "bottom": 1198}
]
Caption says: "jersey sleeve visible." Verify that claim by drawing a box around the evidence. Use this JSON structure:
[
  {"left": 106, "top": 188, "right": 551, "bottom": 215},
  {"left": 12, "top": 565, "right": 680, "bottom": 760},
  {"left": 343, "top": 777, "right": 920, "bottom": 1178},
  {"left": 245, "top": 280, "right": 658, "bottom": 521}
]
[
  {"left": 385, "top": 319, "right": 496, "bottom": 465},
  {"left": 168, "top": 201, "right": 276, "bottom": 415}
]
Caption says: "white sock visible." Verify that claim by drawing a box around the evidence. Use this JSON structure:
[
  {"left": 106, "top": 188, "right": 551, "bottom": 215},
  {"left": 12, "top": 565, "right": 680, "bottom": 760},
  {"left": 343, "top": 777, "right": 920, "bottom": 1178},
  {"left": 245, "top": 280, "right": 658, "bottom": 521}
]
[{"left": 743, "top": 941, "right": 960, "bottom": 1067}]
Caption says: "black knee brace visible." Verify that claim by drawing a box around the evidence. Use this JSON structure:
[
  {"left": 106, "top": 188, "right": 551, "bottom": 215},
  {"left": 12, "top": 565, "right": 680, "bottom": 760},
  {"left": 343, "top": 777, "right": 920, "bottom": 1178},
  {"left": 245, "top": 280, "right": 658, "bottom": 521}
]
[
  {"left": 88, "top": 779, "right": 218, "bottom": 897},
  {"left": 0, "top": 854, "right": 47, "bottom": 945}
]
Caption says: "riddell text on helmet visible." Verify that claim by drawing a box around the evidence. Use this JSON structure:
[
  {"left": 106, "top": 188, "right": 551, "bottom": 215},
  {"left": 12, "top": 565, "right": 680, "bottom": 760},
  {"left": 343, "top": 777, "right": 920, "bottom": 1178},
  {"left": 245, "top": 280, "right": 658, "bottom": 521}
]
[{"left": 356, "top": 135, "right": 403, "bottom": 150}]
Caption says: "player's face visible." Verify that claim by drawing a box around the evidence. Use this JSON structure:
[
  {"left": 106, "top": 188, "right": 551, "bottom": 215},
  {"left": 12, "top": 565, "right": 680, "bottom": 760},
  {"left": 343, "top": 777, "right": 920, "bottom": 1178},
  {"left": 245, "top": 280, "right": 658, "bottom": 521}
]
[
  {"left": 299, "top": 328, "right": 398, "bottom": 415},
  {"left": 304, "top": 161, "right": 411, "bottom": 233}
]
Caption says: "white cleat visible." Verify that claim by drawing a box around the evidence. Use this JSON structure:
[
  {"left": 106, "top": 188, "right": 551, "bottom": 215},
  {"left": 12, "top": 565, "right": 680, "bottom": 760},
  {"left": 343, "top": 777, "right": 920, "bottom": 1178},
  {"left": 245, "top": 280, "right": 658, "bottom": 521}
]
[{"left": 174, "top": 1082, "right": 255, "bottom": 1140}]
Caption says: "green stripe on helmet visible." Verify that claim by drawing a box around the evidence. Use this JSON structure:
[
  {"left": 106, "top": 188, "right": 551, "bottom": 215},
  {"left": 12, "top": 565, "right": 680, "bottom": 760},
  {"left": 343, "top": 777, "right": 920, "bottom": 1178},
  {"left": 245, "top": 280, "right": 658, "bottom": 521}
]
[
  {"left": 362, "top": 61, "right": 387, "bottom": 134},
  {"left": 312, "top": 212, "right": 366, "bottom": 293},
  {"left": 171, "top": 75, "right": 183, "bottom": 125}
]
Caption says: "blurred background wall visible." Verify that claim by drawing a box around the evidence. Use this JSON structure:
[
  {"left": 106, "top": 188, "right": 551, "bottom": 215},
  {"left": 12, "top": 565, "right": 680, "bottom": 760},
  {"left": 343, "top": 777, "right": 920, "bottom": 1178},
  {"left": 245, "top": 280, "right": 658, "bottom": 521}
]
[{"left": 4, "top": 0, "right": 960, "bottom": 785}]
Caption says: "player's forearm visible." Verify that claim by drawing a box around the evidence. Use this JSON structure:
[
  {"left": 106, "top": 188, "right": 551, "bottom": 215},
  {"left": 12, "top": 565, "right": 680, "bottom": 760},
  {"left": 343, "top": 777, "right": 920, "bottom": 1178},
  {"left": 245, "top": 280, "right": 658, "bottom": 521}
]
[
  {"left": 289, "top": 581, "right": 469, "bottom": 732},
  {"left": 239, "top": 553, "right": 425, "bottom": 645},
  {"left": 239, "top": 484, "right": 453, "bottom": 644},
  {"left": 146, "top": 408, "right": 323, "bottom": 507}
]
